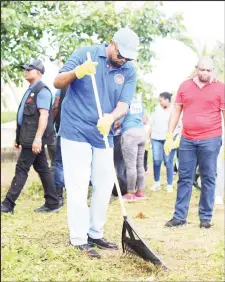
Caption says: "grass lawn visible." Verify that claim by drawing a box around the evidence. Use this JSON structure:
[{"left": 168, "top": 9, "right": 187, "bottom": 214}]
[{"left": 1, "top": 160, "right": 224, "bottom": 281}]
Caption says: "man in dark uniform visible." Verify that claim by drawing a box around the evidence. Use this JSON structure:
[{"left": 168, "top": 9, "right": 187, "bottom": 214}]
[
  {"left": 1, "top": 60, "right": 59, "bottom": 214},
  {"left": 52, "top": 87, "right": 68, "bottom": 206}
]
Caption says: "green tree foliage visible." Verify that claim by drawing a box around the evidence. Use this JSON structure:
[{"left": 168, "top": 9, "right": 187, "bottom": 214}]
[
  {"left": 211, "top": 41, "right": 224, "bottom": 82},
  {"left": 1, "top": 1, "right": 186, "bottom": 110},
  {"left": 188, "top": 41, "right": 225, "bottom": 82},
  {"left": 173, "top": 34, "right": 225, "bottom": 82},
  {"left": 1, "top": 1, "right": 47, "bottom": 85}
]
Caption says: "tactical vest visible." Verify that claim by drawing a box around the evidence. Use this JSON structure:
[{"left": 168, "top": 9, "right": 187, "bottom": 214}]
[
  {"left": 16, "top": 81, "right": 55, "bottom": 148},
  {"left": 54, "top": 86, "right": 68, "bottom": 133}
]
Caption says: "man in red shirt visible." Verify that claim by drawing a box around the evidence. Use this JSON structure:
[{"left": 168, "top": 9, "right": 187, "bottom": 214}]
[{"left": 164, "top": 56, "right": 225, "bottom": 228}]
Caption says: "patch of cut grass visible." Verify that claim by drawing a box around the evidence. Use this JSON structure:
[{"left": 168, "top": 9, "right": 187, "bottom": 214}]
[
  {"left": 1, "top": 161, "right": 224, "bottom": 281},
  {"left": 1, "top": 112, "right": 16, "bottom": 124}
]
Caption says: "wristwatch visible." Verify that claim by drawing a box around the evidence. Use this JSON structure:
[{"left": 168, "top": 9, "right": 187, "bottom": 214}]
[{"left": 34, "top": 138, "right": 42, "bottom": 144}]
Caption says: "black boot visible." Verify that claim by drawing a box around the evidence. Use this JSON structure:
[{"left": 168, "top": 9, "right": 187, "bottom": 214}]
[
  {"left": 193, "top": 174, "right": 201, "bottom": 189},
  {"left": 56, "top": 187, "right": 64, "bottom": 207}
]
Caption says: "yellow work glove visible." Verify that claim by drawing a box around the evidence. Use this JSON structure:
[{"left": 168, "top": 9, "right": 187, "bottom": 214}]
[
  {"left": 172, "top": 135, "right": 181, "bottom": 149},
  {"left": 97, "top": 114, "right": 114, "bottom": 136},
  {"left": 74, "top": 60, "right": 98, "bottom": 79},
  {"left": 164, "top": 132, "right": 174, "bottom": 156},
  {"left": 145, "top": 142, "right": 150, "bottom": 152}
]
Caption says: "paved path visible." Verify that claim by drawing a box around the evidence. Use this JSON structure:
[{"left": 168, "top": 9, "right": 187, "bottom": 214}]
[
  {"left": 1, "top": 121, "right": 50, "bottom": 162},
  {"left": 1, "top": 121, "right": 16, "bottom": 148}
]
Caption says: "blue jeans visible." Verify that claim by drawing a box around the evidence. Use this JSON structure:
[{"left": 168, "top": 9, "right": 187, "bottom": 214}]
[
  {"left": 151, "top": 139, "right": 176, "bottom": 185},
  {"left": 55, "top": 136, "right": 65, "bottom": 189},
  {"left": 174, "top": 136, "right": 222, "bottom": 221}
]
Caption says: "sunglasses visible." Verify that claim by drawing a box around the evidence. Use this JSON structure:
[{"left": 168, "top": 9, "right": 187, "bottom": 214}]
[
  {"left": 113, "top": 42, "right": 132, "bottom": 61},
  {"left": 117, "top": 51, "right": 133, "bottom": 62}
]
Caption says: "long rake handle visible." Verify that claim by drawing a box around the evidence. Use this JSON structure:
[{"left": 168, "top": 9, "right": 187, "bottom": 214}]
[{"left": 87, "top": 52, "right": 127, "bottom": 217}]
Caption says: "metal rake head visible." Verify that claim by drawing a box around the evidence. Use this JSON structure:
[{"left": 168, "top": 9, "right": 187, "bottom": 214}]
[
  {"left": 122, "top": 217, "right": 168, "bottom": 269},
  {"left": 123, "top": 237, "right": 150, "bottom": 259}
]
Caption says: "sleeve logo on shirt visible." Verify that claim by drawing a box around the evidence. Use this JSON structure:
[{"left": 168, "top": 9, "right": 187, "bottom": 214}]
[
  {"left": 27, "top": 98, "right": 33, "bottom": 103},
  {"left": 114, "top": 74, "right": 125, "bottom": 85}
]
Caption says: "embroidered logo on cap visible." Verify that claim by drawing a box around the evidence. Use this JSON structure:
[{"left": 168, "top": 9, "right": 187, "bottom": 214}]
[{"left": 114, "top": 74, "right": 125, "bottom": 85}]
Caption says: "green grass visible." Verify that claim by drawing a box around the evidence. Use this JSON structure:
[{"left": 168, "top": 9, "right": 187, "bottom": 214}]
[
  {"left": 1, "top": 111, "right": 17, "bottom": 124},
  {"left": 1, "top": 161, "right": 224, "bottom": 281}
]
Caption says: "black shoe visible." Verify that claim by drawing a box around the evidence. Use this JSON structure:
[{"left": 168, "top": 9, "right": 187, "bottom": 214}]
[
  {"left": 58, "top": 196, "right": 64, "bottom": 207},
  {"left": 56, "top": 187, "right": 64, "bottom": 207},
  {"left": 88, "top": 236, "right": 118, "bottom": 250},
  {"left": 200, "top": 220, "right": 211, "bottom": 229},
  {"left": 34, "top": 205, "right": 59, "bottom": 213},
  {"left": 1, "top": 204, "right": 14, "bottom": 214},
  {"left": 71, "top": 243, "right": 101, "bottom": 259},
  {"left": 193, "top": 181, "right": 201, "bottom": 190},
  {"left": 165, "top": 218, "right": 186, "bottom": 227}
]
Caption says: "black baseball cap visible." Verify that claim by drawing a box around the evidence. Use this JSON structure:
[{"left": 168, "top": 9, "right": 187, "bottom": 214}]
[{"left": 21, "top": 59, "right": 45, "bottom": 74}]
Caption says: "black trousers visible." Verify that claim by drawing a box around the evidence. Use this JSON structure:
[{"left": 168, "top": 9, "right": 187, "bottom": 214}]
[
  {"left": 144, "top": 150, "right": 148, "bottom": 172},
  {"left": 47, "top": 137, "right": 56, "bottom": 177},
  {"left": 2, "top": 146, "right": 59, "bottom": 209}
]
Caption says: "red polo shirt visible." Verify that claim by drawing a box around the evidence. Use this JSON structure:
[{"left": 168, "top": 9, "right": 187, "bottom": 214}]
[{"left": 175, "top": 77, "right": 225, "bottom": 140}]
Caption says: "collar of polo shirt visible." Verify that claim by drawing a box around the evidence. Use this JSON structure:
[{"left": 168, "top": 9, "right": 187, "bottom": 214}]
[{"left": 192, "top": 75, "right": 217, "bottom": 85}]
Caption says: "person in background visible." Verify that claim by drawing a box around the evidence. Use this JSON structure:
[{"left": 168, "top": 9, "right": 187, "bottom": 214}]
[
  {"left": 150, "top": 92, "right": 181, "bottom": 193},
  {"left": 46, "top": 136, "right": 56, "bottom": 177},
  {"left": 51, "top": 86, "right": 68, "bottom": 207},
  {"left": 192, "top": 165, "right": 201, "bottom": 189},
  {"left": 120, "top": 95, "right": 146, "bottom": 201},
  {"left": 1, "top": 60, "right": 59, "bottom": 214},
  {"left": 214, "top": 129, "right": 224, "bottom": 205},
  {"left": 111, "top": 118, "right": 128, "bottom": 196},
  {"left": 53, "top": 27, "right": 139, "bottom": 258},
  {"left": 174, "top": 148, "right": 201, "bottom": 189},
  {"left": 143, "top": 114, "right": 151, "bottom": 173},
  {"left": 164, "top": 56, "right": 224, "bottom": 228}
]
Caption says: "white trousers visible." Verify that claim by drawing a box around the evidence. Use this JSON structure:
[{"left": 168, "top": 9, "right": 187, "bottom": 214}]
[{"left": 61, "top": 137, "right": 114, "bottom": 246}]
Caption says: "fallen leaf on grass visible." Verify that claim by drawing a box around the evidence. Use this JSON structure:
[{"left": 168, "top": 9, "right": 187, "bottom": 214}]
[{"left": 136, "top": 212, "right": 146, "bottom": 219}]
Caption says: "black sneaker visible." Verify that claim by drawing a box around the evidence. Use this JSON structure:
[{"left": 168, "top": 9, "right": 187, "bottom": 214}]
[
  {"left": 1, "top": 204, "right": 14, "bottom": 214},
  {"left": 72, "top": 243, "right": 101, "bottom": 259},
  {"left": 34, "top": 205, "right": 60, "bottom": 213},
  {"left": 165, "top": 218, "right": 186, "bottom": 227},
  {"left": 88, "top": 236, "right": 118, "bottom": 250},
  {"left": 200, "top": 220, "right": 211, "bottom": 229},
  {"left": 193, "top": 181, "right": 201, "bottom": 190}
]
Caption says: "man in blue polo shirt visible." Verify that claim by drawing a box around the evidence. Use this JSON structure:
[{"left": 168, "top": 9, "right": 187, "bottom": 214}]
[{"left": 54, "top": 27, "right": 139, "bottom": 259}]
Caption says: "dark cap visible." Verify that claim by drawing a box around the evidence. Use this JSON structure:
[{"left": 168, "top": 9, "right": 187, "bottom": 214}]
[{"left": 21, "top": 59, "right": 45, "bottom": 74}]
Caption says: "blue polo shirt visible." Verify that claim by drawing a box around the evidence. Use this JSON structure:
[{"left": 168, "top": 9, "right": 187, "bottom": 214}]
[
  {"left": 121, "top": 97, "right": 144, "bottom": 134},
  {"left": 55, "top": 89, "right": 61, "bottom": 98},
  {"left": 17, "top": 80, "right": 52, "bottom": 126},
  {"left": 58, "top": 44, "right": 137, "bottom": 148}
]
